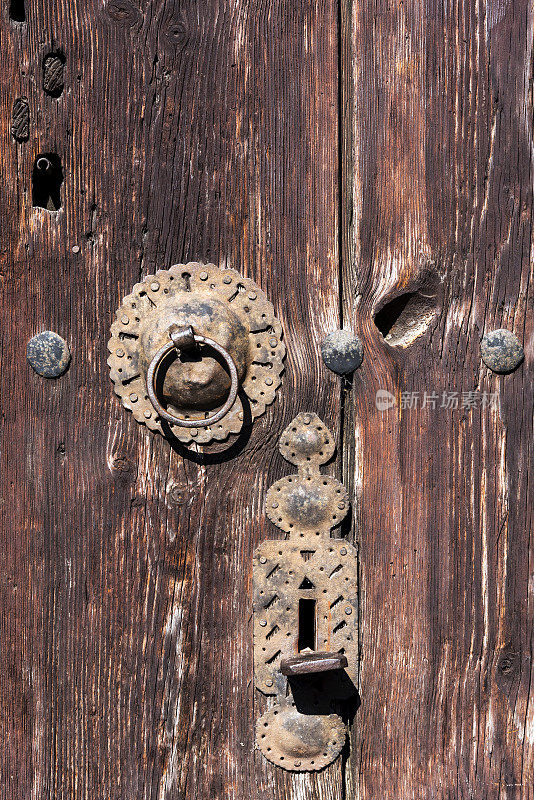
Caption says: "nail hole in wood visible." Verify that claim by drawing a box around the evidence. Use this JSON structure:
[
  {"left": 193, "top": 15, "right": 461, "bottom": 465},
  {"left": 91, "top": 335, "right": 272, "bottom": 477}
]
[
  {"left": 32, "top": 154, "right": 63, "bottom": 211},
  {"left": 9, "top": 0, "right": 25, "bottom": 22}
]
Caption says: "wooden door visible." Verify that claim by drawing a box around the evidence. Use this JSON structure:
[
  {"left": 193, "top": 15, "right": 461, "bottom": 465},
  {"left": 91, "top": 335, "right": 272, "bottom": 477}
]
[{"left": 1, "top": 1, "right": 532, "bottom": 798}]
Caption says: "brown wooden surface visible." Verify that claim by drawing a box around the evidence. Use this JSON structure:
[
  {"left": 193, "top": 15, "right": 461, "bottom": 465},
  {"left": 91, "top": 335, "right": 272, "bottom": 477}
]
[
  {"left": 0, "top": 1, "right": 341, "bottom": 798},
  {"left": 1, "top": 0, "right": 533, "bottom": 798},
  {"left": 342, "top": 0, "right": 534, "bottom": 797}
]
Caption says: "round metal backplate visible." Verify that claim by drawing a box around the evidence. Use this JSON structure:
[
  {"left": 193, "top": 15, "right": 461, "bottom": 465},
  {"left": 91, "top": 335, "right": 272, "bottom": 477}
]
[
  {"left": 108, "top": 263, "right": 285, "bottom": 443},
  {"left": 256, "top": 702, "right": 346, "bottom": 771}
]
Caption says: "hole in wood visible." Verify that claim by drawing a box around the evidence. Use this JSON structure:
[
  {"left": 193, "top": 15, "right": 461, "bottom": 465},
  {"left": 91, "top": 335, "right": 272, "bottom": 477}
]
[
  {"left": 11, "top": 97, "right": 29, "bottom": 141},
  {"left": 9, "top": 0, "right": 25, "bottom": 22},
  {"left": 43, "top": 52, "right": 65, "bottom": 97},
  {"left": 374, "top": 291, "right": 437, "bottom": 347},
  {"left": 32, "top": 153, "right": 63, "bottom": 211},
  {"left": 298, "top": 598, "right": 316, "bottom": 652}
]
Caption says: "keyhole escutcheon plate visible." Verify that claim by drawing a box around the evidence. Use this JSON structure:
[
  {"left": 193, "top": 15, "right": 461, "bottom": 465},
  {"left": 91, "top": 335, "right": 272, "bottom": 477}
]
[{"left": 253, "top": 413, "right": 357, "bottom": 771}]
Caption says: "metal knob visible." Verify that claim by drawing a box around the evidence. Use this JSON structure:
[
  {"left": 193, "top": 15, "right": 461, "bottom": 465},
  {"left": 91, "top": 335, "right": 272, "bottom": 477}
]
[{"left": 146, "top": 324, "right": 239, "bottom": 428}]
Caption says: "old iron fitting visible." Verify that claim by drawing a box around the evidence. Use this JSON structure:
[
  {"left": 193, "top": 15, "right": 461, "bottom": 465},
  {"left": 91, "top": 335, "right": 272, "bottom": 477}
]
[
  {"left": 146, "top": 325, "right": 240, "bottom": 429},
  {"left": 253, "top": 413, "right": 357, "bottom": 772},
  {"left": 108, "top": 263, "right": 285, "bottom": 444}
]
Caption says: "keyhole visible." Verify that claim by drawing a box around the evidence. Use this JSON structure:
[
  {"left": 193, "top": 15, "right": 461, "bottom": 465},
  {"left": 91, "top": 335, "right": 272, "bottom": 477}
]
[
  {"left": 32, "top": 154, "right": 63, "bottom": 211},
  {"left": 9, "top": 0, "right": 25, "bottom": 22},
  {"left": 298, "top": 599, "right": 316, "bottom": 652}
]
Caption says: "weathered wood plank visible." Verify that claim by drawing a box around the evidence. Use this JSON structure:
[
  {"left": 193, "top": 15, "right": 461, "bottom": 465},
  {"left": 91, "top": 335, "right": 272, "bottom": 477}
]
[
  {"left": 342, "top": 0, "right": 534, "bottom": 797},
  {"left": 0, "top": 1, "right": 341, "bottom": 798}
]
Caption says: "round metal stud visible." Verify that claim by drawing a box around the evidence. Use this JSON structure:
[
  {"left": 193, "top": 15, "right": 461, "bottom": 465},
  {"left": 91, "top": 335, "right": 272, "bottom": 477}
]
[
  {"left": 27, "top": 331, "right": 71, "bottom": 378},
  {"left": 321, "top": 329, "right": 363, "bottom": 374},
  {"left": 480, "top": 329, "right": 524, "bottom": 374}
]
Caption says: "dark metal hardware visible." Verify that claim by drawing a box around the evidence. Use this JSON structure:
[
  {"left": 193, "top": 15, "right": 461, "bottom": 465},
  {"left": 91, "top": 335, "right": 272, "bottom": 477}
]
[
  {"left": 253, "top": 412, "right": 357, "bottom": 771},
  {"left": 321, "top": 328, "right": 363, "bottom": 374},
  {"left": 146, "top": 324, "right": 239, "bottom": 428},
  {"left": 280, "top": 651, "right": 348, "bottom": 677},
  {"left": 108, "top": 263, "right": 285, "bottom": 444},
  {"left": 480, "top": 329, "right": 524, "bottom": 374},
  {"left": 36, "top": 156, "right": 53, "bottom": 174},
  {"left": 27, "top": 331, "right": 71, "bottom": 378}
]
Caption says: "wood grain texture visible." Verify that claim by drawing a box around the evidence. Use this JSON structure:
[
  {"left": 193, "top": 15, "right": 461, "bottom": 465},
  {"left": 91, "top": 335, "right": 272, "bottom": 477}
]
[
  {"left": 342, "top": 0, "right": 534, "bottom": 797},
  {"left": 0, "top": 1, "right": 341, "bottom": 798}
]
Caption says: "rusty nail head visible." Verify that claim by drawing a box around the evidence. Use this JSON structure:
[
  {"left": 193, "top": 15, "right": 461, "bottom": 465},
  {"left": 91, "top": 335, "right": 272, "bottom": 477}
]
[{"left": 266, "top": 679, "right": 273, "bottom": 687}]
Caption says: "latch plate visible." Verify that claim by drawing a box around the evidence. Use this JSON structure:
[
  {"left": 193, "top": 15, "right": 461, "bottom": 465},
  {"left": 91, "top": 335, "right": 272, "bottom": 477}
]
[{"left": 253, "top": 412, "right": 357, "bottom": 771}]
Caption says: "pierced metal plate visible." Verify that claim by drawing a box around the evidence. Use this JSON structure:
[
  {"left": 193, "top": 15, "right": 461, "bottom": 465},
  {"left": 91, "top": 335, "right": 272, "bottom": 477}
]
[
  {"left": 253, "top": 538, "right": 357, "bottom": 696},
  {"left": 108, "top": 263, "right": 285, "bottom": 444},
  {"left": 253, "top": 413, "right": 357, "bottom": 772}
]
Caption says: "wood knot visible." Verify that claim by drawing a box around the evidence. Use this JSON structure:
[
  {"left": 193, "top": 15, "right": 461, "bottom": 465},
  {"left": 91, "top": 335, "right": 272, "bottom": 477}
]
[
  {"left": 110, "top": 456, "right": 136, "bottom": 481},
  {"left": 104, "top": 0, "right": 142, "bottom": 26},
  {"left": 497, "top": 652, "right": 519, "bottom": 676},
  {"left": 162, "top": 12, "right": 191, "bottom": 49},
  {"left": 168, "top": 485, "right": 188, "bottom": 506},
  {"left": 495, "top": 647, "right": 521, "bottom": 697}
]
